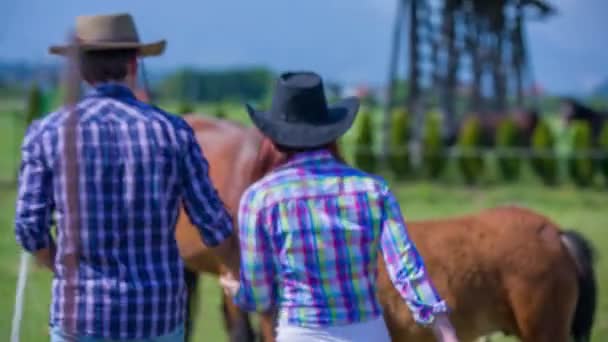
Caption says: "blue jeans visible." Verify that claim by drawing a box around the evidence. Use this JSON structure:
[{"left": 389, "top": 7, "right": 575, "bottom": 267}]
[{"left": 50, "top": 325, "right": 184, "bottom": 342}]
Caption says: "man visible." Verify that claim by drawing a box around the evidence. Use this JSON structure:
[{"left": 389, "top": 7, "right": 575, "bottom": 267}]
[
  {"left": 220, "top": 71, "right": 459, "bottom": 341},
  {"left": 14, "top": 13, "right": 238, "bottom": 341}
]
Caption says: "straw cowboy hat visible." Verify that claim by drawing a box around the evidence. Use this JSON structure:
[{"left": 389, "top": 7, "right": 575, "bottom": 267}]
[
  {"left": 49, "top": 13, "right": 166, "bottom": 57},
  {"left": 246, "top": 71, "right": 359, "bottom": 148}
]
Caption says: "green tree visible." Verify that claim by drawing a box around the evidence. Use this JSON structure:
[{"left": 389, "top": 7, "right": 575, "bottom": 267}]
[
  {"left": 495, "top": 118, "right": 522, "bottom": 182},
  {"left": 422, "top": 113, "right": 446, "bottom": 179},
  {"left": 457, "top": 117, "right": 484, "bottom": 185},
  {"left": 354, "top": 110, "right": 376, "bottom": 173},
  {"left": 177, "top": 102, "right": 194, "bottom": 116},
  {"left": 568, "top": 121, "right": 596, "bottom": 187},
  {"left": 531, "top": 120, "right": 558, "bottom": 186},
  {"left": 25, "top": 83, "right": 43, "bottom": 125},
  {"left": 389, "top": 109, "right": 411, "bottom": 178},
  {"left": 158, "top": 67, "right": 274, "bottom": 103},
  {"left": 215, "top": 103, "right": 226, "bottom": 119},
  {"left": 599, "top": 121, "right": 608, "bottom": 185}
]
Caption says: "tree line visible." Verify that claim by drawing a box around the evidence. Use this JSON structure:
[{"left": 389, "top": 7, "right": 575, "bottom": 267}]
[
  {"left": 353, "top": 109, "right": 608, "bottom": 188},
  {"left": 156, "top": 67, "right": 274, "bottom": 103}
]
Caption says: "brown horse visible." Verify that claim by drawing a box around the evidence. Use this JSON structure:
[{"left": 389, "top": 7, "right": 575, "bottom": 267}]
[{"left": 176, "top": 114, "right": 597, "bottom": 342}]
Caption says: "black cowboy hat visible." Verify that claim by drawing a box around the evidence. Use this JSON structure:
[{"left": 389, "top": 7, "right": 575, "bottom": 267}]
[{"left": 246, "top": 71, "right": 359, "bottom": 148}]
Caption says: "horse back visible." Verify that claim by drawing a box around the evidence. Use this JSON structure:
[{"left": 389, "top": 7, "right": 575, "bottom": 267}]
[{"left": 378, "top": 206, "right": 576, "bottom": 341}]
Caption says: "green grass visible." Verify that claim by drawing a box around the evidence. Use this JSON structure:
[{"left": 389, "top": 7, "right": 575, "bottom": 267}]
[
  {"left": 394, "top": 183, "right": 608, "bottom": 341},
  {"left": 0, "top": 104, "right": 607, "bottom": 341},
  {"left": 0, "top": 190, "right": 228, "bottom": 342},
  {"left": 1, "top": 184, "right": 607, "bottom": 341},
  {"left": 0, "top": 110, "right": 25, "bottom": 184}
]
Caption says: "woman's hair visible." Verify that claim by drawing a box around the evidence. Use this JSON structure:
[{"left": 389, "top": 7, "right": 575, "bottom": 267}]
[
  {"left": 273, "top": 143, "right": 328, "bottom": 154},
  {"left": 250, "top": 137, "right": 345, "bottom": 182},
  {"left": 273, "top": 141, "right": 345, "bottom": 163}
]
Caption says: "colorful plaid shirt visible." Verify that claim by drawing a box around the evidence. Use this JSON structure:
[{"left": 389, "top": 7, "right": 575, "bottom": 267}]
[
  {"left": 14, "top": 83, "right": 233, "bottom": 339},
  {"left": 234, "top": 150, "right": 448, "bottom": 327}
]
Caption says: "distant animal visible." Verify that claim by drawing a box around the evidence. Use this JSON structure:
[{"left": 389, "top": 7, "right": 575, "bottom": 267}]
[
  {"left": 173, "top": 115, "right": 597, "bottom": 342},
  {"left": 560, "top": 98, "right": 607, "bottom": 144},
  {"left": 445, "top": 108, "right": 540, "bottom": 147}
]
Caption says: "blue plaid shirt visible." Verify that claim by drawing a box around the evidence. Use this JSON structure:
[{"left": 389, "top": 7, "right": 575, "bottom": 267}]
[{"left": 14, "top": 83, "right": 234, "bottom": 339}]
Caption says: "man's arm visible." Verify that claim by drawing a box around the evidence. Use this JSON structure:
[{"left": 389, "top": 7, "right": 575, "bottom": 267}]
[
  {"left": 378, "top": 184, "right": 449, "bottom": 326},
  {"left": 14, "top": 129, "right": 55, "bottom": 271},
  {"left": 33, "top": 238, "right": 56, "bottom": 272},
  {"left": 178, "top": 125, "right": 239, "bottom": 274},
  {"left": 233, "top": 189, "right": 278, "bottom": 313}
]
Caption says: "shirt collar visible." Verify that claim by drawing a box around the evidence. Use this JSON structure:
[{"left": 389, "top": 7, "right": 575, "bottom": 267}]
[
  {"left": 281, "top": 149, "right": 335, "bottom": 169},
  {"left": 85, "top": 82, "right": 136, "bottom": 100}
]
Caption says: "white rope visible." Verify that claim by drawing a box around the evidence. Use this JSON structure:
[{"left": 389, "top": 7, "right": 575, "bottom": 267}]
[{"left": 11, "top": 252, "right": 30, "bottom": 342}]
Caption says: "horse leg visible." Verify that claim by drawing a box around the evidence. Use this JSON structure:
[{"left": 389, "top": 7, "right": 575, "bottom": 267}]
[
  {"left": 221, "top": 291, "right": 256, "bottom": 342},
  {"left": 184, "top": 268, "right": 200, "bottom": 342},
  {"left": 507, "top": 271, "right": 577, "bottom": 342},
  {"left": 258, "top": 310, "right": 277, "bottom": 342}
]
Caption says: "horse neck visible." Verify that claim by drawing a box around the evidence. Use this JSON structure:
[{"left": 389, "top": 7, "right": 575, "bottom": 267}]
[{"left": 249, "top": 138, "right": 289, "bottom": 181}]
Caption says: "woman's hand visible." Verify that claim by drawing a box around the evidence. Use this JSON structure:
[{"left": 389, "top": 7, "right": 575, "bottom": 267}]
[
  {"left": 431, "top": 314, "right": 459, "bottom": 342},
  {"left": 219, "top": 272, "right": 240, "bottom": 297}
]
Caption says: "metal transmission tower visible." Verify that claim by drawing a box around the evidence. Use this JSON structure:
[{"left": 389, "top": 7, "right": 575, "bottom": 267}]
[{"left": 381, "top": 0, "right": 554, "bottom": 162}]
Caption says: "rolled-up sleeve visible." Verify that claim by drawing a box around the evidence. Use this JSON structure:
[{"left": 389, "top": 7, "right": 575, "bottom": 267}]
[
  {"left": 179, "top": 126, "right": 233, "bottom": 247},
  {"left": 233, "top": 188, "right": 278, "bottom": 312},
  {"left": 15, "top": 126, "right": 53, "bottom": 252},
  {"left": 379, "top": 185, "right": 448, "bottom": 326}
]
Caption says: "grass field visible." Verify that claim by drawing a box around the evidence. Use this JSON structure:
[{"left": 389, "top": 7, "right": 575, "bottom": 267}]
[{"left": 0, "top": 102, "right": 606, "bottom": 341}]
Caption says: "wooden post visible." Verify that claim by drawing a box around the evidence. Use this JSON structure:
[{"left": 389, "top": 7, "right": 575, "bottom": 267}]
[
  {"left": 381, "top": 0, "right": 405, "bottom": 164},
  {"left": 407, "top": 0, "right": 420, "bottom": 116},
  {"left": 442, "top": 0, "right": 459, "bottom": 142}
]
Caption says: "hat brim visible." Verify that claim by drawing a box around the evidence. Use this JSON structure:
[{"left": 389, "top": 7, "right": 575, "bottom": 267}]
[
  {"left": 48, "top": 39, "right": 166, "bottom": 57},
  {"left": 246, "top": 97, "right": 360, "bottom": 148}
]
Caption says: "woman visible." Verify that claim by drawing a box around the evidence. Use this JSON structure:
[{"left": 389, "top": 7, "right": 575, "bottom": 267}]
[{"left": 221, "top": 71, "right": 458, "bottom": 342}]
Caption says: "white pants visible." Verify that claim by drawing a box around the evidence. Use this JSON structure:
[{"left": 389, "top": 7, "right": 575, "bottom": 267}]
[{"left": 276, "top": 316, "right": 391, "bottom": 342}]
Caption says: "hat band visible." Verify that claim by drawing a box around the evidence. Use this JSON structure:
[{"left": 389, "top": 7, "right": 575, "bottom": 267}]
[{"left": 75, "top": 35, "right": 140, "bottom": 44}]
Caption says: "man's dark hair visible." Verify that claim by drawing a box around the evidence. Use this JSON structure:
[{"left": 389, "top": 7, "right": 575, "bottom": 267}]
[
  {"left": 274, "top": 143, "right": 329, "bottom": 154},
  {"left": 79, "top": 49, "right": 138, "bottom": 83}
]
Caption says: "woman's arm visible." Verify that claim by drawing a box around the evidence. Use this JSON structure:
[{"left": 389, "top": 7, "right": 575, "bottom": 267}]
[
  {"left": 378, "top": 184, "right": 451, "bottom": 327},
  {"left": 232, "top": 188, "right": 278, "bottom": 312}
]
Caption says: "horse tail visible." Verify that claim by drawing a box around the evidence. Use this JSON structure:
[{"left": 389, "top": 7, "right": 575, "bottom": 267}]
[{"left": 560, "top": 230, "right": 598, "bottom": 342}]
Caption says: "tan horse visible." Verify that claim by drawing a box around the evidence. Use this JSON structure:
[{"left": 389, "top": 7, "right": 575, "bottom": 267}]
[{"left": 176, "top": 114, "right": 597, "bottom": 342}]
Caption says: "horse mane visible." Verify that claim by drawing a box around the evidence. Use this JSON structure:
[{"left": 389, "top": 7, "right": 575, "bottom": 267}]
[{"left": 249, "top": 136, "right": 345, "bottom": 182}]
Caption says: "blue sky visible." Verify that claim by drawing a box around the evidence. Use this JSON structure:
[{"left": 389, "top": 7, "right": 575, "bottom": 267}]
[{"left": 1, "top": 0, "right": 606, "bottom": 95}]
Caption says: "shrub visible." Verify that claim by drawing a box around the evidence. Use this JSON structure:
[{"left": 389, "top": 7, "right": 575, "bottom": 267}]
[
  {"left": 568, "top": 121, "right": 596, "bottom": 187},
  {"left": 495, "top": 117, "right": 522, "bottom": 182},
  {"left": 215, "top": 105, "right": 226, "bottom": 119},
  {"left": 389, "top": 109, "right": 411, "bottom": 178},
  {"left": 177, "top": 102, "right": 194, "bottom": 115},
  {"left": 531, "top": 119, "right": 558, "bottom": 185},
  {"left": 353, "top": 110, "right": 376, "bottom": 173},
  {"left": 457, "top": 116, "right": 485, "bottom": 184},
  {"left": 599, "top": 121, "right": 608, "bottom": 184},
  {"left": 422, "top": 113, "right": 446, "bottom": 179},
  {"left": 25, "top": 83, "right": 43, "bottom": 125}
]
